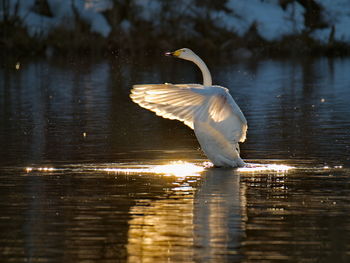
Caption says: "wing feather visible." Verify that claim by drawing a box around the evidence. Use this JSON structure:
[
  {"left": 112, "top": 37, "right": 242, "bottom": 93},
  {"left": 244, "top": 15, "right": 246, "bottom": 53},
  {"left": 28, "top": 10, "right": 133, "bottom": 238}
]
[{"left": 130, "top": 83, "right": 247, "bottom": 143}]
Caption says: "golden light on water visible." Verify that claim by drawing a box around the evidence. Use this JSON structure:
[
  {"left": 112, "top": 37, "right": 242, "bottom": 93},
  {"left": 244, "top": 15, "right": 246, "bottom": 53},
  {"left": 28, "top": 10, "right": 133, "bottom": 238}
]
[
  {"left": 237, "top": 164, "right": 294, "bottom": 173},
  {"left": 102, "top": 162, "right": 295, "bottom": 177},
  {"left": 25, "top": 167, "right": 33, "bottom": 172},
  {"left": 25, "top": 167, "right": 55, "bottom": 172},
  {"left": 103, "top": 161, "right": 295, "bottom": 177},
  {"left": 151, "top": 161, "right": 204, "bottom": 177},
  {"left": 24, "top": 162, "right": 297, "bottom": 176},
  {"left": 23, "top": 161, "right": 204, "bottom": 177},
  {"left": 127, "top": 192, "right": 195, "bottom": 262},
  {"left": 102, "top": 161, "right": 204, "bottom": 177}
]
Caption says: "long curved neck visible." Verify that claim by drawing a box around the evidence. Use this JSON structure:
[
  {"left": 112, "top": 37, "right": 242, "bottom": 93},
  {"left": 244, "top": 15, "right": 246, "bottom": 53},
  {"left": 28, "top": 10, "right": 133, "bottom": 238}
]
[{"left": 191, "top": 54, "right": 212, "bottom": 86}]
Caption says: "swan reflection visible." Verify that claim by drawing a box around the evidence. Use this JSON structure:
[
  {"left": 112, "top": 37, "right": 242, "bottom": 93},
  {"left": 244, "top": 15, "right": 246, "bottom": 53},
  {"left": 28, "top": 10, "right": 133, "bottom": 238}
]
[
  {"left": 193, "top": 168, "right": 246, "bottom": 262},
  {"left": 127, "top": 168, "right": 246, "bottom": 262}
]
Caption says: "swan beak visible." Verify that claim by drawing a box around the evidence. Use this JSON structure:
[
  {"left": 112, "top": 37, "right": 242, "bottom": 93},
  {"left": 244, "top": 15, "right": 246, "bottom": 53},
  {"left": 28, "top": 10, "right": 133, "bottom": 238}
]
[
  {"left": 165, "top": 51, "right": 174, "bottom": 57},
  {"left": 165, "top": 49, "right": 181, "bottom": 57}
]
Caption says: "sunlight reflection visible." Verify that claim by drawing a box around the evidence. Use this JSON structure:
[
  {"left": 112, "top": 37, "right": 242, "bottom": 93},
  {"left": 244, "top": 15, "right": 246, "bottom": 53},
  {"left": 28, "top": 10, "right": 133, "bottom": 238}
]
[
  {"left": 24, "top": 162, "right": 300, "bottom": 176},
  {"left": 237, "top": 163, "right": 294, "bottom": 173},
  {"left": 128, "top": 193, "right": 195, "bottom": 262},
  {"left": 151, "top": 161, "right": 204, "bottom": 177},
  {"left": 101, "top": 161, "right": 204, "bottom": 177},
  {"left": 25, "top": 167, "right": 55, "bottom": 172}
]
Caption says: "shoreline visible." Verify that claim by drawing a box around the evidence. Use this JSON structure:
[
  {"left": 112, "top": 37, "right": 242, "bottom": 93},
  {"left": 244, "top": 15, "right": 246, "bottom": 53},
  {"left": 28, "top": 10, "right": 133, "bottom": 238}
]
[
  {"left": 2, "top": 30, "right": 350, "bottom": 59},
  {"left": 2, "top": 0, "right": 350, "bottom": 59}
]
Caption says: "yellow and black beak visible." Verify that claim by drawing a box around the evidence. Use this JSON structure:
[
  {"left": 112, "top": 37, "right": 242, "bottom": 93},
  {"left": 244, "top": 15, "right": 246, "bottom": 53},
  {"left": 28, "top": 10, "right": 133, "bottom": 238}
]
[
  {"left": 164, "top": 51, "right": 174, "bottom": 57},
  {"left": 164, "top": 49, "right": 182, "bottom": 57}
]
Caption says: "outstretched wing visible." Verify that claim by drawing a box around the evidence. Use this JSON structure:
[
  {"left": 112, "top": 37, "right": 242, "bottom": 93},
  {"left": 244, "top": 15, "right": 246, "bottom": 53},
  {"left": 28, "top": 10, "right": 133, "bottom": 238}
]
[{"left": 130, "top": 83, "right": 247, "bottom": 143}]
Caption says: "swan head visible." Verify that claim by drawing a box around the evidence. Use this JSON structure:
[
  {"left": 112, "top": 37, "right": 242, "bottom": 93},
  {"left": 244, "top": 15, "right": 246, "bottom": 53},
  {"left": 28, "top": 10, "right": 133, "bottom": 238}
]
[
  {"left": 165, "top": 48, "right": 197, "bottom": 62},
  {"left": 165, "top": 47, "right": 212, "bottom": 86}
]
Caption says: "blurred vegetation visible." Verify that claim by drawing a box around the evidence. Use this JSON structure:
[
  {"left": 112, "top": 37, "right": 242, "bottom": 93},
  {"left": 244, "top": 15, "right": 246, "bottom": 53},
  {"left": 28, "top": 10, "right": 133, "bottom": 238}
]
[
  {"left": 0, "top": 0, "right": 43, "bottom": 54},
  {"left": 1, "top": 0, "right": 350, "bottom": 58}
]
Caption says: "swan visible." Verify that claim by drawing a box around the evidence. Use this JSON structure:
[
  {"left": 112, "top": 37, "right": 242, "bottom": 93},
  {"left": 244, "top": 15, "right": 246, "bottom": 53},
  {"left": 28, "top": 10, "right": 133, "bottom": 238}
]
[{"left": 130, "top": 48, "right": 247, "bottom": 167}]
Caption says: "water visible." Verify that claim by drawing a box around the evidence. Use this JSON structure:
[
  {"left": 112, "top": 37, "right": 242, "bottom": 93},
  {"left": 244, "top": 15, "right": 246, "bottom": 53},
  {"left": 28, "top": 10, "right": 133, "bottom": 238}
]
[{"left": 0, "top": 56, "right": 350, "bottom": 262}]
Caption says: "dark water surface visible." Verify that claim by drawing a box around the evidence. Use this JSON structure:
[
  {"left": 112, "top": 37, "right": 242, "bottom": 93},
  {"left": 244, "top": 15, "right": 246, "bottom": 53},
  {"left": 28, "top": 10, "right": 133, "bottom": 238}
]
[{"left": 0, "top": 56, "right": 350, "bottom": 262}]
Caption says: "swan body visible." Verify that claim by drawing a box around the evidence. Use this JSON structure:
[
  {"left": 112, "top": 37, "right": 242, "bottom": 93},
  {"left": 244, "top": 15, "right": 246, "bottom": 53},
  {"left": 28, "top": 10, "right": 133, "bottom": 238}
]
[{"left": 130, "top": 48, "right": 247, "bottom": 167}]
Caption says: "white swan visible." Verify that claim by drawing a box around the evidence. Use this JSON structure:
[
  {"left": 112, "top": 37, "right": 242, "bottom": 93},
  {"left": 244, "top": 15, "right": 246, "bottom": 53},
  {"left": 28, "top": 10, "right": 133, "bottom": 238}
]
[{"left": 130, "top": 48, "right": 247, "bottom": 167}]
